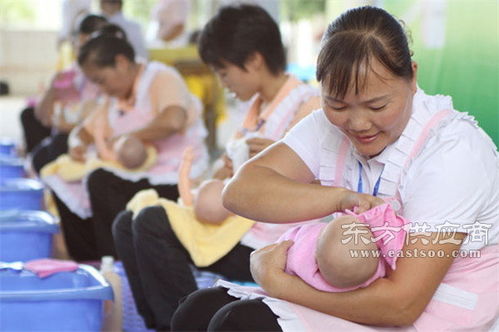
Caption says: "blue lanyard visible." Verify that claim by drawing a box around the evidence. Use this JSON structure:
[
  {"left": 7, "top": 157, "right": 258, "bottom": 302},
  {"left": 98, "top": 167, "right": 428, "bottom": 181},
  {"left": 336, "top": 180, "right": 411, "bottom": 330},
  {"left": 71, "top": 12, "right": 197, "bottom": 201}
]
[
  {"left": 241, "top": 118, "right": 266, "bottom": 136},
  {"left": 357, "top": 161, "right": 382, "bottom": 196}
]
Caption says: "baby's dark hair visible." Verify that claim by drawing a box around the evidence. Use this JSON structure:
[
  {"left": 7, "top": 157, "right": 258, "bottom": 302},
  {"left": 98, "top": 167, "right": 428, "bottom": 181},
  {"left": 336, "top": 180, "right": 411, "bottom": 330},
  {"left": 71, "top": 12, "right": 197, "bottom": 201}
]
[
  {"left": 317, "top": 6, "right": 414, "bottom": 98},
  {"left": 78, "top": 14, "right": 107, "bottom": 35},
  {"left": 78, "top": 25, "right": 133, "bottom": 68},
  {"left": 198, "top": 4, "right": 286, "bottom": 75}
]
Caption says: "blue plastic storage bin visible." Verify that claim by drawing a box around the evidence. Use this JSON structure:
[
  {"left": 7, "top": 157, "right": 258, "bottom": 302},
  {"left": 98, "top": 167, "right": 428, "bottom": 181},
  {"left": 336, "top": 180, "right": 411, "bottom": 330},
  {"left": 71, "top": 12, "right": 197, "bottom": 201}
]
[
  {"left": 0, "top": 178, "right": 44, "bottom": 210},
  {"left": 0, "top": 210, "right": 59, "bottom": 262},
  {"left": 0, "top": 155, "right": 25, "bottom": 183},
  {"left": 0, "top": 138, "right": 17, "bottom": 157},
  {"left": 0, "top": 264, "right": 113, "bottom": 331}
]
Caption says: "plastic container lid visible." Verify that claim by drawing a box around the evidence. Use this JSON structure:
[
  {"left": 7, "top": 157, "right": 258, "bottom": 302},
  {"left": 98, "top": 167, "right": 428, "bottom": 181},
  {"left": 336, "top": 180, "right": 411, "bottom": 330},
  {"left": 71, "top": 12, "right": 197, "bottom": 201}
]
[
  {"left": 0, "top": 138, "right": 16, "bottom": 156},
  {"left": 0, "top": 155, "right": 23, "bottom": 167},
  {"left": 0, "top": 179, "right": 43, "bottom": 192},
  {"left": 0, "top": 265, "right": 113, "bottom": 301},
  {"left": 0, "top": 210, "right": 58, "bottom": 233}
]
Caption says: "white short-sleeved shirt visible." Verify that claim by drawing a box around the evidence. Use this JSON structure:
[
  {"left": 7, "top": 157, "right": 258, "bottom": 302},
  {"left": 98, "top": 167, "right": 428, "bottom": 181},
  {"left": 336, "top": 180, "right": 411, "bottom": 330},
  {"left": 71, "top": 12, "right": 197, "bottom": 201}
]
[{"left": 283, "top": 90, "right": 499, "bottom": 251}]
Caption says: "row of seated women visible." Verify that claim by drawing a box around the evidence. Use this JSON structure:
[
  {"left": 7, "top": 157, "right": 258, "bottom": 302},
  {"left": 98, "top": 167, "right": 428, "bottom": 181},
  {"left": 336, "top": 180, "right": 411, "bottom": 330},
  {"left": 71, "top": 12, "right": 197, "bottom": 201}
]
[{"left": 21, "top": 4, "right": 498, "bottom": 331}]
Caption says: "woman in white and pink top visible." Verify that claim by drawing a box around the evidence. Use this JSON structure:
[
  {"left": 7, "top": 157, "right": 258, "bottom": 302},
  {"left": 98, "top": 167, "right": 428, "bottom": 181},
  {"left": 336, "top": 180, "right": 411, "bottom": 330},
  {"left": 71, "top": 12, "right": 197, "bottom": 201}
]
[
  {"left": 44, "top": 33, "right": 208, "bottom": 261},
  {"left": 171, "top": 6, "right": 499, "bottom": 331}
]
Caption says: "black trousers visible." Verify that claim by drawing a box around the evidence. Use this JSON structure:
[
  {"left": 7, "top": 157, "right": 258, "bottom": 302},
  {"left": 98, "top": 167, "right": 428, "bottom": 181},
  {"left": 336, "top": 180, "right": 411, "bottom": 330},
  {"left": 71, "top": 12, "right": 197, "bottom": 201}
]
[
  {"left": 112, "top": 206, "right": 254, "bottom": 330},
  {"left": 31, "top": 133, "right": 68, "bottom": 174},
  {"left": 53, "top": 168, "right": 179, "bottom": 261},
  {"left": 20, "top": 106, "right": 52, "bottom": 153},
  {"left": 171, "top": 287, "right": 282, "bottom": 331}
]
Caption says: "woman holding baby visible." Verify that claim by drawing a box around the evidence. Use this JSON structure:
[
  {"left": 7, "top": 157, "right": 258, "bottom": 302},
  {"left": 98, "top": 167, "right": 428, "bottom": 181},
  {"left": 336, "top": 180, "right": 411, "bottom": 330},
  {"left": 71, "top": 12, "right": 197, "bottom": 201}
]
[
  {"left": 43, "top": 29, "right": 208, "bottom": 261},
  {"left": 171, "top": 6, "right": 499, "bottom": 331}
]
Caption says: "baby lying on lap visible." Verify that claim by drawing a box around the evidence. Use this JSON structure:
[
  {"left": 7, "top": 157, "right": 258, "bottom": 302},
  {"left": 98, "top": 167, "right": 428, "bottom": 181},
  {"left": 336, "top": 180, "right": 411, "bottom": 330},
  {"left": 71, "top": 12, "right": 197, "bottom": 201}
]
[
  {"left": 281, "top": 204, "right": 408, "bottom": 292},
  {"left": 113, "top": 135, "right": 148, "bottom": 169},
  {"left": 41, "top": 134, "right": 156, "bottom": 181},
  {"left": 178, "top": 147, "right": 232, "bottom": 224}
]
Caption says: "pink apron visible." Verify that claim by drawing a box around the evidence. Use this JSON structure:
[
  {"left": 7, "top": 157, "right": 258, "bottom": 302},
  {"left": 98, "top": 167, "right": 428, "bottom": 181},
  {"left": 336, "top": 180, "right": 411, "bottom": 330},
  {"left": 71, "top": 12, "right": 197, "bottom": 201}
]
[
  {"left": 217, "top": 108, "right": 499, "bottom": 330},
  {"left": 43, "top": 62, "right": 208, "bottom": 218}
]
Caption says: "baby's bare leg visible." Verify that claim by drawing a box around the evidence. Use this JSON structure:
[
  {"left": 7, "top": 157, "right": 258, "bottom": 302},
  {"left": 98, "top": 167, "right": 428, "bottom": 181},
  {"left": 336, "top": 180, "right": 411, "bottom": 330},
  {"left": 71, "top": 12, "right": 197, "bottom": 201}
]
[
  {"left": 316, "top": 215, "right": 379, "bottom": 289},
  {"left": 194, "top": 179, "right": 232, "bottom": 224},
  {"left": 178, "top": 147, "right": 195, "bottom": 206}
]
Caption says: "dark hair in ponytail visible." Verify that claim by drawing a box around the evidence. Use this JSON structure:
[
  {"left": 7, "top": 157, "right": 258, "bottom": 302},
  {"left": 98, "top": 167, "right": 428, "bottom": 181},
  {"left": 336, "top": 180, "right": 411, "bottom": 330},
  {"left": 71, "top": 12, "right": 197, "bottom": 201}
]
[{"left": 317, "top": 6, "right": 413, "bottom": 98}]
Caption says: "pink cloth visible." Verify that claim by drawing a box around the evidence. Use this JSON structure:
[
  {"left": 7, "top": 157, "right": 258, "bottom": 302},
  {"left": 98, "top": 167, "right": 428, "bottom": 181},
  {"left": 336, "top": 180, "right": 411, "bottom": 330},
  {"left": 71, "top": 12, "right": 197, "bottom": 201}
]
[
  {"left": 345, "top": 203, "right": 409, "bottom": 269},
  {"left": 280, "top": 204, "right": 408, "bottom": 292},
  {"left": 24, "top": 259, "right": 78, "bottom": 278}
]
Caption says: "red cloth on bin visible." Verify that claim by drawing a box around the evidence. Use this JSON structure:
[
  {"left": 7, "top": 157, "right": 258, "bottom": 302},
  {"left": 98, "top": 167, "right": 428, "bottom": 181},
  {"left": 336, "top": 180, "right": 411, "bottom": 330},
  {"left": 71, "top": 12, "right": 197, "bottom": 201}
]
[{"left": 24, "top": 259, "right": 78, "bottom": 278}]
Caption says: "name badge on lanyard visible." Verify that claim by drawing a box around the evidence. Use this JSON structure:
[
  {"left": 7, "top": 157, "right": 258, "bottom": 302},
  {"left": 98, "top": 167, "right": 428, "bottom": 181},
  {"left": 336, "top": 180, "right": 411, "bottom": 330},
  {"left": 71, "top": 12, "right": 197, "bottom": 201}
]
[{"left": 357, "top": 161, "right": 382, "bottom": 196}]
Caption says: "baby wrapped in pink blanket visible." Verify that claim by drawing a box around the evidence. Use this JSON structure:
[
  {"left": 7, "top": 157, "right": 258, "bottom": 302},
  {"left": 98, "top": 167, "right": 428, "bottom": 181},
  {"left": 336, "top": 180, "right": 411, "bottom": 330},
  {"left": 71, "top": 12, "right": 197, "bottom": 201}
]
[{"left": 279, "top": 204, "right": 409, "bottom": 292}]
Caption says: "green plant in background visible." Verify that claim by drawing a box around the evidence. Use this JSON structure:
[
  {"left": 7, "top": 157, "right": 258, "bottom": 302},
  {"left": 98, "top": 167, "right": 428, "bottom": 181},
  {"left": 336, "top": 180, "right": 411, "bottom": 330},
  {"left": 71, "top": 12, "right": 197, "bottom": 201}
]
[
  {"left": 0, "top": 0, "right": 35, "bottom": 28},
  {"left": 385, "top": 0, "right": 498, "bottom": 144},
  {"left": 282, "top": 0, "right": 326, "bottom": 22},
  {"left": 122, "top": 0, "right": 157, "bottom": 27}
]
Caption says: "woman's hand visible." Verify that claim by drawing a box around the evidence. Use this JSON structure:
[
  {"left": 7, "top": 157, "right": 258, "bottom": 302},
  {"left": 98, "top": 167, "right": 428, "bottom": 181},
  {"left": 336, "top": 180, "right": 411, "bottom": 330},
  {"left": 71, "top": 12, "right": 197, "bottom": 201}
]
[
  {"left": 212, "top": 154, "right": 234, "bottom": 180},
  {"left": 337, "top": 189, "right": 385, "bottom": 213},
  {"left": 250, "top": 240, "right": 293, "bottom": 296},
  {"left": 246, "top": 137, "right": 275, "bottom": 158},
  {"left": 68, "top": 126, "right": 93, "bottom": 163},
  {"left": 69, "top": 144, "right": 87, "bottom": 162}
]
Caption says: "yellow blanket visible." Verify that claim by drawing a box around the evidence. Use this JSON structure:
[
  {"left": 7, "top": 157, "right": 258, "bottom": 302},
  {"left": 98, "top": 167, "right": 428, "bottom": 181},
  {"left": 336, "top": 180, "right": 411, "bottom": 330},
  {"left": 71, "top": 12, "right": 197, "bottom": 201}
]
[
  {"left": 126, "top": 189, "right": 255, "bottom": 267},
  {"left": 40, "top": 146, "right": 157, "bottom": 181}
]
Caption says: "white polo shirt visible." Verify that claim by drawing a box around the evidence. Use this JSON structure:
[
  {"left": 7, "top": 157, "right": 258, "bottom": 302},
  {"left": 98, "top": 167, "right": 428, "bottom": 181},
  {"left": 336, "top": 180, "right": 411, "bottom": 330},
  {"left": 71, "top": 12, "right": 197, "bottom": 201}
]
[{"left": 283, "top": 89, "right": 499, "bottom": 251}]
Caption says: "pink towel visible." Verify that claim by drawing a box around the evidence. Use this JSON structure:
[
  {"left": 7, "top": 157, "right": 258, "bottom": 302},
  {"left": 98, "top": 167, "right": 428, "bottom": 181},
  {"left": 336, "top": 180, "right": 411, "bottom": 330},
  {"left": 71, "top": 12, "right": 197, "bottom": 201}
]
[
  {"left": 280, "top": 203, "right": 409, "bottom": 292},
  {"left": 24, "top": 258, "right": 78, "bottom": 278}
]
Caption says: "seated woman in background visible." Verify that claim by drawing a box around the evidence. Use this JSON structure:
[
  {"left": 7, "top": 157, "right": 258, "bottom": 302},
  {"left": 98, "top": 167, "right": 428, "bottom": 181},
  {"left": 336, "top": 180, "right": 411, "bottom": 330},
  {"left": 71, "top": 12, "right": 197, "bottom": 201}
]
[
  {"left": 42, "top": 29, "right": 208, "bottom": 262},
  {"left": 20, "top": 14, "right": 108, "bottom": 173},
  {"left": 171, "top": 6, "right": 499, "bottom": 331},
  {"left": 111, "top": 4, "right": 324, "bottom": 330}
]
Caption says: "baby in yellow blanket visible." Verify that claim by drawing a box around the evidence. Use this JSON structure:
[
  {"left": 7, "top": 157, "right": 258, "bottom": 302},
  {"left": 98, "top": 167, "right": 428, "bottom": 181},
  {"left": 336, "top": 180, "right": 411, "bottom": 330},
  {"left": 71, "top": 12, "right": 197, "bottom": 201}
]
[
  {"left": 179, "top": 147, "right": 232, "bottom": 224},
  {"left": 41, "top": 134, "right": 156, "bottom": 181},
  {"left": 113, "top": 135, "right": 148, "bottom": 169}
]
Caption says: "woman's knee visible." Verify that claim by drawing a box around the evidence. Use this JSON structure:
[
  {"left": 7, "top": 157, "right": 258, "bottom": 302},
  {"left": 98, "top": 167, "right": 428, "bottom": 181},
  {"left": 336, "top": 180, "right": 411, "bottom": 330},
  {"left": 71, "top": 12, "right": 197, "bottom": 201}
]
[
  {"left": 112, "top": 210, "right": 134, "bottom": 239},
  {"left": 132, "top": 205, "right": 169, "bottom": 235},
  {"left": 20, "top": 106, "right": 35, "bottom": 124},
  {"left": 171, "top": 287, "right": 236, "bottom": 331},
  {"left": 86, "top": 168, "right": 110, "bottom": 191},
  {"left": 208, "top": 298, "right": 281, "bottom": 331}
]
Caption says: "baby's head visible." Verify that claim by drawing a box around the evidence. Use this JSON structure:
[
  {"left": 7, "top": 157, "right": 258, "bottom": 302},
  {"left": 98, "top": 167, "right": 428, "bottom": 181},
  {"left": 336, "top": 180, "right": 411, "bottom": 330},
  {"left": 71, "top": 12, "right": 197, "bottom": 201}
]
[
  {"left": 113, "top": 135, "right": 147, "bottom": 169},
  {"left": 315, "top": 215, "right": 379, "bottom": 289}
]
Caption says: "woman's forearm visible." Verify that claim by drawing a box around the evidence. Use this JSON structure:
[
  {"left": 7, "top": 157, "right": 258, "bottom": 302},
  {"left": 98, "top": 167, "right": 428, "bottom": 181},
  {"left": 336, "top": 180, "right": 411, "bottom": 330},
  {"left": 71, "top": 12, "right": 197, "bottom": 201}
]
[
  {"left": 223, "top": 163, "right": 346, "bottom": 223},
  {"left": 68, "top": 125, "right": 93, "bottom": 148},
  {"left": 260, "top": 235, "right": 464, "bottom": 326},
  {"left": 277, "top": 273, "right": 413, "bottom": 326},
  {"left": 130, "top": 105, "right": 187, "bottom": 142}
]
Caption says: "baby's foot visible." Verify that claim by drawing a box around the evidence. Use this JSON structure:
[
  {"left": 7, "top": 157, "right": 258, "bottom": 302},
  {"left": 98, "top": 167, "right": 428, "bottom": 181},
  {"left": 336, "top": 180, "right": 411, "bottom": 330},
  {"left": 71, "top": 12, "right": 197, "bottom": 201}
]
[{"left": 179, "top": 146, "right": 195, "bottom": 206}]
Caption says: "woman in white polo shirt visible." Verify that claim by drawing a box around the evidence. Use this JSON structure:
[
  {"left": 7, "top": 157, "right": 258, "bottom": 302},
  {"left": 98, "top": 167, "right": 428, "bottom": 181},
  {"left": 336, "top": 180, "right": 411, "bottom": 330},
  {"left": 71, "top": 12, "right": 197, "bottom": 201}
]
[{"left": 170, "top": 6, "right": 499, "bottom": 331}]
